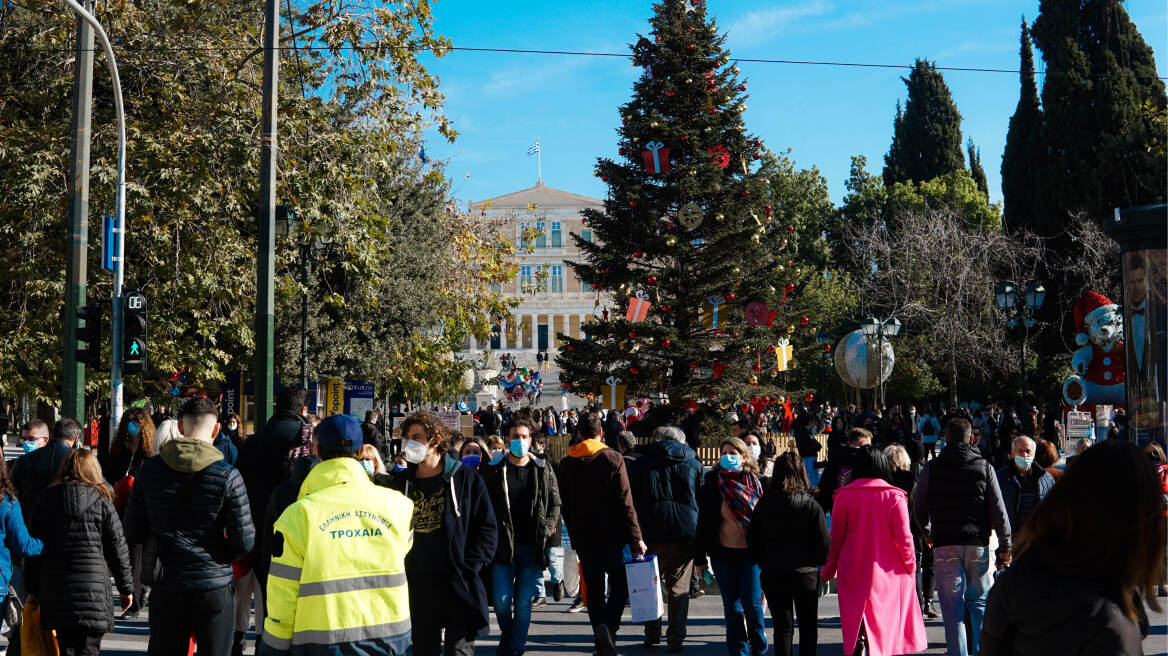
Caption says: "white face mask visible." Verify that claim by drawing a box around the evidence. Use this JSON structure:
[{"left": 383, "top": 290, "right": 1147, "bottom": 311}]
[
  {"left": 748, "top": 444, "right": 762, "bottom": 460},
  {"left": 403, "top": 439, "right": 429, "bottom": 464}
]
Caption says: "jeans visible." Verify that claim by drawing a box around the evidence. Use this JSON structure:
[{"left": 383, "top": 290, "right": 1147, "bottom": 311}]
[
  {"left": 148, "top": 584, "right": 235, "bottom": 656},
  {"left": 233, "top": 570, "right": 264, "bottom": 633},
  {"left": 533, "top": 546, "right": 563, "bottom": 597},
  {"left": 710, "top": 549, "right": 768, "bottom": 656},
  {"left": 492, "top": 544, "right": 542, "bottom": 655},
  {"left": 643, "top": 542, "right": 695, "bottom": 650},
  {"left": 933, "top": 545, "right": 994, "bottom": 656},
  {"left": 760, "top": 568, "right": 819, "bottom": 656},
  {"left": 577, "top": 544, "right": 630, "bottom": 636},
  {"left": 803, "top": 456, "right": 820, "bottom": 487}
]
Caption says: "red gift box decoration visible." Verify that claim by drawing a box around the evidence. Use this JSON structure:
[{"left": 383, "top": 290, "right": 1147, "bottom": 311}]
[
  {"left": 625, "top": 291, "right": 653, "bottom": 322},
  {"left": 642, "top": 141, "right": 671, "bottom": 174}
]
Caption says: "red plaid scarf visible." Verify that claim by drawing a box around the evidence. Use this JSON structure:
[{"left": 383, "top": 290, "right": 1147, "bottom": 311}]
[{"left": 718, "top": 470, "right": 762, "bottom": 534}]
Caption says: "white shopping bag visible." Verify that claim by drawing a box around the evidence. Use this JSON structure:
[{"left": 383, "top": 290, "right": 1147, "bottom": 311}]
[{"left": 625, "top": 555, "right": 665, "bottom": 623}]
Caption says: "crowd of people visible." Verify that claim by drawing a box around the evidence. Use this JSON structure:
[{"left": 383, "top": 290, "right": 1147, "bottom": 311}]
[{"left": 0, "top": 389, "right": 1162, "bottom": 656}]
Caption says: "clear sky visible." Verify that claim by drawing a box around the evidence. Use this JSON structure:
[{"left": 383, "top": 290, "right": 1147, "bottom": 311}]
[{"left": 420, "top": 0, "right": 1167, "bottom": 207}]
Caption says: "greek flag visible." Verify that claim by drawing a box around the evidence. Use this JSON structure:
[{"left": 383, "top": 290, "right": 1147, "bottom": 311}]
[{"left": 527, "top": 139, "right": 541, "bottom": 156}]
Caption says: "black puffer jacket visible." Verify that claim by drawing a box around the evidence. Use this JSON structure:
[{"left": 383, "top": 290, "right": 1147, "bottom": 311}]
[
  {"left": 981, "top": 549, "right": 1144, "bottom": 656},
  {"left": 124, "top": 437, "right": 255, "bottom": 591},
  {"left": 235, "top": 410, "right": 308, "bottom": 541},
  {"left": 11, "top": 440, "right": 75, "bottom": 529},
  {"left": 628, "top": 439, "right": 703, "bottom": 544},
  {"left": 26, "top": 481, "right": 132, "bottom": 632},
  {"left": 746, "top": 489, "right": 828, "bottom": 573},
  {"left": 914, "top": 442, "right": 1011, "bottom": 551}
]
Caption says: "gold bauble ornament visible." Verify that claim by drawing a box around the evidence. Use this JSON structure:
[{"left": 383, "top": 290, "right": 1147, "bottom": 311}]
[
  {"left": 650, "top": 121, "right": 659, "bottom": 128},
  {"left": 751, "top": 234, "right": 761, "bottom": 244},
  {"left": 665, "top": 236, "right": 678, "bottom": 246},
  {"left": 786, "top": 325, "right": 795, "bottom": 334},
  {"left": 686, "top": 78, "right": 693, "bottom": 84},
  {"left": 749, "top": 375, "right": 759, "bottom": 386},
  {"left": 767, "top": 285, "right": 776, "bottom": 294},
  {"left": 777, "top": 264, "right": 785, "bottom": 271},
  {"left": 731, "top": 66, "right": 741, "bottom": 74},
  {"left": 781, "top": 239, "right": 789, "bottom": 248},
  {"left": 715, "top": 213, "right": 725, "bottom": 222},
  {"left": 704, "top": 126, "right": 713, "bottom": 133},
  {"left": 732, "top": 266, "right": 741, "bottom": 275}
]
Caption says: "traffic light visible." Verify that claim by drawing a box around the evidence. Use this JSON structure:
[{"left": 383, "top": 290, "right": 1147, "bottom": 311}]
[
  {"left": 123, "top": 290, "right": 148, "bottom": 374},
  {"left": 75, "top": 303, "right": 103, "bottom": 370}
]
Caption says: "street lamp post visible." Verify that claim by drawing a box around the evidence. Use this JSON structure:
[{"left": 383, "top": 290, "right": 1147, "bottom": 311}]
[
  {"left": 815, "top": 330, "right": 831, "bottom": 400},
  {"left": 860, "top": 316, "right": 900, "bottom": 407},
  {"left": 995, "top": 280, "right": 1046, "bottom": 405},
  {"left": 61, "top": 0, "right": 127, "bottom": 437}
]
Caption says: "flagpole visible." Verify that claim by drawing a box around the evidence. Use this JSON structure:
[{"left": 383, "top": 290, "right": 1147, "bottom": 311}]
[{"left": 537, "top": 137, "right": 542, "bottom": 183}]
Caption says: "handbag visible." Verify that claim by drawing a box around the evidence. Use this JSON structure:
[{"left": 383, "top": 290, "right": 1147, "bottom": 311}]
[{"left": 0, "top": 563, "right": 21, "bottom": 630}]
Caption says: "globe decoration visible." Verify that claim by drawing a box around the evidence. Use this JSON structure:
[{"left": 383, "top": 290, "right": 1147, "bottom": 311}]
[{"left": 833, "top": 329, "right": 895, "bottom": 390}]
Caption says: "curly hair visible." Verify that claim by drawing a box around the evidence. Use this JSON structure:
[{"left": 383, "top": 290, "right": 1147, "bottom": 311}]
[
  {"left": 112, "top": 407, "right": 155, "bottom": 460},
  {"left": 0, "top": 458, "right": 18, "bottom": 501},
  {"left": 399, "top": 410, "right": 450, "bottom": 456}
]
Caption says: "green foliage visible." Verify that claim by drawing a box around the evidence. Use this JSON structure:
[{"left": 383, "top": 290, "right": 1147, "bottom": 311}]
[
  {"left": 0, "top": 0, "right": 510, "bottom": 406},
  {"left": 884, "top": 344, "right": 944, "bottom": 403},
  {"left": 882, "top": 59, "right": 966, "bottom": 188},
  {"left": 886, "top": 171, "right": 1002, "bottom": 232},
  {"left": 555, "top": 0, "right": 848, "bottom": 411},
  {"left": 967, "top": 139, "right": 989, "bottom": 201},
  {"left": 1028, "top": 0, "right": 1167, "bottom": 241},
  {"left": 1001, "top": 19, "right": 1044, "bottom": 233}
]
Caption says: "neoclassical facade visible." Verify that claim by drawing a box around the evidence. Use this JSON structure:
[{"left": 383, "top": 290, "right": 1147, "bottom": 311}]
[{"left": 460, "top": 181, "right": 612, "bottom": 366}]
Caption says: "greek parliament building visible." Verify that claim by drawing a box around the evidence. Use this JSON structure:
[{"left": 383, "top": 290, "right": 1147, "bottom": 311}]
[{"left": 459, "top": 181, "right": 613, "bottom": 367}]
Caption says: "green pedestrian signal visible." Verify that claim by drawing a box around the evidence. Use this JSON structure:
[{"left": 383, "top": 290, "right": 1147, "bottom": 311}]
[
  {"left": 123, "top": 291, "right": 148, "bottom": 374},
  {"left": 129, "top": 341, "right": 140, "bottom": 356}
]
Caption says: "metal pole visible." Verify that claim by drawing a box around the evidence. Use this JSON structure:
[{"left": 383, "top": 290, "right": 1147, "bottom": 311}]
[
  {"left": 1021, "top": 312, "right": 1028, "bottom": 407},
  {"left": 255, "top": 0, "right": 280, "bottom": 428},
  {"left": 61, "top": 0, "right": 95, "bottom": 422},
  {"left": 61, "top": 0, "right": 127, "bottom": 436},
  {"left": 300, "top": 244, "right": 309, "bottom": 389}
]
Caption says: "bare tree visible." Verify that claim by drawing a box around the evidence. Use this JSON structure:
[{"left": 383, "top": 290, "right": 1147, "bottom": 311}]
[{"left": 846, "top": 206, "right": 1044, "bottom": 405}]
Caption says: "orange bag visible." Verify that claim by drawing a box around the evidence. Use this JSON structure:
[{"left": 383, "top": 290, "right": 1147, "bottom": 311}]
[{"left": 20, "top": 603, "right": 60, "bottom": 656}]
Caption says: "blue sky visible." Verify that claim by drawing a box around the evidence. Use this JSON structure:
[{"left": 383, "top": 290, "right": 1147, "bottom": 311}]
[{"left": 421, "top": 0, "right": 1167, "bottom": 207}]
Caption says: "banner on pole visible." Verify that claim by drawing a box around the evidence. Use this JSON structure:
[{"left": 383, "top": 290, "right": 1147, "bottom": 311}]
[{"left": 324, "top": 377, "right": 344, "bottom": 417}]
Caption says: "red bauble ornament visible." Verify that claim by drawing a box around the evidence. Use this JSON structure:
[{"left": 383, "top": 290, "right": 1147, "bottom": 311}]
[
  {"left": 752, "top": 363, "right": 762, "bottom": 372},
  {"left": 709, "top": 108, "right": 717, "bottom": 115},
  {"left": 725, "top": 292, "right": 736, "bottom": 301},
  {"left": 753, "top": 139, "right": 762, "bottom": 147},
  {"left": 681, "top": 135, "right": 689, "bottom": 141},
  {"left": 568, "top": 346, "right": 576, "bottom": 352},
  {"left": 767, "top": 344, "right": 776, "bottom": 353},
  {"left": 785, "top": 283, "right": 795, "bottom": 292},
  {"left": 618, "top": 148, "right": 625, "bottom": 155},
  {"left": 621, "top": 118, "right": 627, "bottom": 125},
  {"left": 805, "top": 393, "right": 815, "bottom": 402},
  {"left": 689, "top": 362, "right": 698, "bottom": 368},
  {"left": 786, "top": 225, "right": 796, "bottom": 233},
  {"left": 601, "top": 176, "right": 608, "bottom": 182},
  {"left": 629, "top": 200, "right": 637, "bottom": 207},
  {"left": 742, "top": 189, "right": 750, "bottom": 197},
  {"left": 654, "top": 36, "right": 660, "bottom": 42},
  {"left": 753, "top": 152, "right": 761, "bottom": 160},
  {"left": 765, "top": 205, "right": 773, "bottom": 218},
  {"left": 628, "top": 331, "right": 637, "bottom": 339},
  {"left": 709, "top": 392, "right": 717, "bottom": 399},
  {"left": 731, "top": 332, "right": 740, "bottom": 338},
  {"left": 662, "top": 305, "right": 671, "bottom": 312},
  {"left": 687, "top": 44, "right": 695, "bottom": 50},
  {"left": 662, "top": 339, "right": 672, "bottom": 348},
  {"left": 740, "top": 84, "right": 747, "bottom": 91},
  {"left": 800, "top": 316, "right": 810, "bottom": 326},
  {"left": 824, "top": 344, "right": 832, "bottom": 353},
  {"left": 630, "top": 367, "right": 640, "bottom": 375},
  {"left": 647, "top": 275, "right": 658, "bottom": 284},
  {"left": 667, "top": 91, "right": 675, "bottom": 97}
]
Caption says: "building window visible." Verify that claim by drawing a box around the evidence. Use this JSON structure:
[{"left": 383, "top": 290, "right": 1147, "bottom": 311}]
[
  {"left": 550, "top": 265, "right": 563, "bottom": 293},
  {"left": 490, "top": 282, "right": 502, "bottom": 293},
  {"left": 520, "top": 265, "right": 534, "bottom": 292},
  {"left": 520, "top": 221, "right": 531, "bottom": 249},
  {"left": 580, "top": 228, "right": 592, "bottom": 243},
  {"left": 581, "top": 278, "right": 594, "bottom": 292},
  {"left": 535, "top": 221, "right": 547, "bottom": 248},
  {"left": 550, "top": 222, "right": 562, "bottom": 247}
]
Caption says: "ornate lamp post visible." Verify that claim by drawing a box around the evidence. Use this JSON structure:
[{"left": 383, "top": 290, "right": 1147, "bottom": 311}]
[
  {"left": 860, "top": 317, "right": 899, "bottom": 407},
  {"left": 995, "top": 279, "right": 1045, "bottom": 405}
]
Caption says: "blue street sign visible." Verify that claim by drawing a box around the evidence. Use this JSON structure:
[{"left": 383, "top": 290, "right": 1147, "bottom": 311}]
[{"left": 102, "top": 215, "right": 115, "bottom": 272}]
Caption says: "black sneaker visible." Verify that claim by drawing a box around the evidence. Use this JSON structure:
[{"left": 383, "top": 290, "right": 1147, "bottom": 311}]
[
  {"left": 549, "top": 580, "right": 564, "bottom": 602},
  {"left": 532, "top": 597, "right": 548, "bottom": 609},
  {"left": 568, "top": 598, "right": 586, "bottom": 613},
  {"left": 119, "top": 602, "right": 140, "bottom": 620},
  {"left": 689, "top": 588, "right": 705, "bottom": 599}
]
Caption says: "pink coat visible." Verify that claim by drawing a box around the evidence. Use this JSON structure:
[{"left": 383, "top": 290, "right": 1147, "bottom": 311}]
[{"left": 822, "top": 478, "right": 926, "bottom": 656}]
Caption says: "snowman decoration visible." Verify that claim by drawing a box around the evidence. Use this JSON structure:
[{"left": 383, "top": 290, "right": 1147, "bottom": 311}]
[{"left": 1062, "top": 290, "right": 1126, "bottom": 407}]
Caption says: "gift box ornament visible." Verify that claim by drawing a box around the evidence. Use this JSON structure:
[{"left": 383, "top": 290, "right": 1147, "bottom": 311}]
[
  {"left": 600, "top": 375, "right": 627, "bottom": 411},
  {"left": 642, "top": 141, "right": 671, "bottom": 174},
  {"left": 774, "top": 338, "right": 794, "bottom": 371},
  {"left": 702, "top": 295, "right": 727, "bottom": 329},
  {"left": 625, "top": 291, "right": 653, "bottom": 323}
]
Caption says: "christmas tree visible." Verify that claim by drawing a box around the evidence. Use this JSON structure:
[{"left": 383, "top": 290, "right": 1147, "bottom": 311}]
[{"left": 556, "top": 0, "right": 827, "bottom": 420}]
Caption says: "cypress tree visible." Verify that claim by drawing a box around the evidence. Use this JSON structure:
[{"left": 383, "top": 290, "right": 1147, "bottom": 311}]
[
  {"left": 883, "top": 59, "right": 966, "bottom": 187},
  {"left": 1030, "top": 0, "right": 1167, "bottom": 236},
  {"left": 967, "top": 139, "right": 989, "bottom": 201},
  {"left": 1001, "top": 18, "right": 1043, "bottom": 233}
]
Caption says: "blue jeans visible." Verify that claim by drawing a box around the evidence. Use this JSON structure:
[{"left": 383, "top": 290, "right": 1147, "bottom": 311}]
[
  {"left": 533, "top": 546, "right": 563, "bottom": 597},
  {"left": 933, "top": 545, "right": 994, "bottom": 656},
  {"left": 492, "top": 544, "right": 542, "bottom": 656},
  {"left": 710, "top": 549, "right": 768, "bottom": 656}
]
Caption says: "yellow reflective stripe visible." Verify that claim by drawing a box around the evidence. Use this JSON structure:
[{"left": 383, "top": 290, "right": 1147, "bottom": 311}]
[
  {"left": 269, "top": 562, "right": 302, "bottom": 580},
  {"left": 262, "top": 632, "right": 292, "bottom": 650},
  {"left": 291, "top": 619, "right": 412, "bottom": 645},
  {"left": 298, "top": 573, "right": 407, "bottom": 597}
]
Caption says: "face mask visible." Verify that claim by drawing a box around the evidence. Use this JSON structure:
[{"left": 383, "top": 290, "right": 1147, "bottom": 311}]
[
  {"left": 126, "top": 422, "right": 141, "bottom": 437},
  {"left": 720, "top": 453, "right": 742, "bottom": 472},
  {"left": 403, "top": 440, "right": 429, "bottom": 464},
  {"left": 748, "top": 445, "right": 762, "bottom": 460},
  {"left": 489, "top": 449, "right": 504, "bottom": 464},
  {"left": 393, "top": 464, "right": 407, "bottom": 472},
  {"left": 461, "top": 454, "right": 482, "bottom": 470},
  {"left": 509, "top": 439, "right": 529, "bottom": 458},
  {"left": 21, "top": 441, "right": 37, "bottom": 454},
  {"left": 1014, "top": 455, "right": 1034, "bottom": 470},
  {"left": 228, "top": 423, "right": 239, "bottom": 432},
  {"left": 362, "top": 460, "right": 376, "bottom": 475}
]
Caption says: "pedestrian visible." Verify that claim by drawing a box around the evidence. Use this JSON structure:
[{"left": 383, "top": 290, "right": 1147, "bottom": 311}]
[
  {"left": 26, "top": 449, "right": 132, "bottom": 656},
  {"left": 822, "top": 446, "right": 926, "bottom": 656},
  {"left": 15, "top": 418, "right": 50, "bottom": 458},
  {"left": 260, "top": 414, "right": 414, "bottom": 654},
  {"left": 214, "top": 416, "right": 239, "bottom": 465},
  {"left": 558, "top": 412, "right": 646, "bottom": 656},
  {"left": 458, "top": 437, "right": 490, "bottom": 471},
  {"left": 885, "top": 443, "right": 934, "bottom": 618},
  {"left": 124, "top": 396, "right": 255, "bottom": 656},
  {"left": 359, "top": 444, "right": 388, "bottom": 478},
  {"left": 376, "top": 410, "right": 498, "bottom": 656},
  {"left": 696, "top": 436, "right": 767, "bottom": 656},
  {"left": 222, "top": 413, "right": 245, "bottom": 450},
  {"left": 817, "top": 428, "right": 872, "bottom": 514},
  {"left": 918, "top": 411, "right": 941, "bottom": 460},
  {"left": 480, "top": 416, "right": 561, "bottom": 656},
  {"left": 981, "top": 440, "right": 1166, "bottom": 655},
  {"left": 12, "top": 418, "right": 82, "bottom": 530},
  {"left": 362, "top": 410, "right": 387, "bottom": 459},
  {"left": 996, "top": 436, "right": 1055, "bottom": 538},
  {"left": 628, "top": 425, "right": 703, "bottom": 652},
  {"left": 746, "top": 452, "right": 828, "bottom": 656},
  {"left": 152, "top": 418, "right": 182, "bottom": 455},
  {"left": 912, "top": 418, "right": 1012, "bottom": 656},
  {"left": 236, "top": 386, "right": 311, "bottom": 591},
  {"left": 528, "top": 433, "right": 564, "bottom": 609},
  {"left": 0, "top": 453, "right": 42, "bottom": 636}
]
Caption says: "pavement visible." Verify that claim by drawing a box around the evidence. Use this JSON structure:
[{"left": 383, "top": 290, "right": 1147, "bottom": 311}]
[{"left": 7, "top": 586, "right": 1163, "bottom": 655}]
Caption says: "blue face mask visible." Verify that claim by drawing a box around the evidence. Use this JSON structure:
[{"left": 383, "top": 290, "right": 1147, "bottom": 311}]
[
  {"left": 461, "top": 454, "right": 482, "bottom": 470},
  {"left": 720, "top": 453, "right": 742, "bottom": 472},
  {"left": 509, "top": 439, "right": 529, "bottom": 458},
  {"left": 21, "top": 441, "right": 38, "bottom": 454},
  {"left": 126, "top": 422, "right": 140, "bottom": 437},
  {"left": 489, "top": 450, "right": 504, "bottom": 465},
  {"left": 1014, "top": 455, "right": 1034, "bottom": 470},
  {"left": 393, "top": 464, "right": 407, "bottom": 472}
]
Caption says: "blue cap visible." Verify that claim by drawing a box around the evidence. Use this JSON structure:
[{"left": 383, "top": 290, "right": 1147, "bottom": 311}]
[{"left": 315, "top": 414, "right": 363, "bottom": 452}]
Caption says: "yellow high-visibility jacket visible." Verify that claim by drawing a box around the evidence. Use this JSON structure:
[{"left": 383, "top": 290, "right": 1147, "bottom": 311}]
[{"left": 260, "top": 457, "right": 414, "bottom": 655}]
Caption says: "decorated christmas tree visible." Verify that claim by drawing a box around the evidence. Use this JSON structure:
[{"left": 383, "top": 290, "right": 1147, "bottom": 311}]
[{"left": 556, "top": 0, "right": 833, "bottom": 419}]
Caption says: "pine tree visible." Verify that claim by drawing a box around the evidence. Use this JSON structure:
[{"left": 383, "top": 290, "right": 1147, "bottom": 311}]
[
  {"left": 882, "top": 59, "right": 966, "bottom": 188},
  {"left": 555, "top": 0, "right": 827, "bottom": 418},
  {"left": 1030, "top": 0, "right": 1166, "bottom": 237},
  {"left": 967, "top": 139, "right": 989, "bottom": 200},
  {"left": 1001, "top": 18, "right": 1043, "bottom": 234}
]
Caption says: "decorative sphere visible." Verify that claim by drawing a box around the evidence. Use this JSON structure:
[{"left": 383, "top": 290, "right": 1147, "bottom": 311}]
[
  {"left": 750, "top": 234, "right": 761, "bottom": 244},
  {"left": 731, "top": 66, "right": 740, "bottom": 74},
  {"left": 732, "top": 267, "right": 741, "bottom": 275},
  {"left": 786, "top": 325, "right": 795, "bottom": 334},
  {"left": 715, "top": 213, "right": 725, "bottom": 222},
  {"left": 665, "top": 236, "right": 678, "bottom": 246},
  {"left": 834, "top": 329, "right": 895, "bottom": 389},
  {"left": 650, "top": 121, "right": 658, "bottom": 128},
  {"left": 704, "top": 127, "right": 712, "bottom": 133}
]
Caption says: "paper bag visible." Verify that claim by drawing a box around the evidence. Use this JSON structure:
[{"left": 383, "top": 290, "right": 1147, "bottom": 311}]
[
  {"left": 20, "top": 604, "right": 59, "bottom": 656},
  {"left": 625, "top": 556, "right": 664, "bottom": 623}
]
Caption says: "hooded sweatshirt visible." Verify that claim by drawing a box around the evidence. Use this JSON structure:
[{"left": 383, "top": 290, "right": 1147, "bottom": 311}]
[{"left": 558, "top": 438, "right": 642, "bottom": 551}]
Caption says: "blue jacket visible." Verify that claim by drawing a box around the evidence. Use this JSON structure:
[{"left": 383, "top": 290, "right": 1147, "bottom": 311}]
[
  {"left": 628, "top": 439, "right": 703, "bottom": 544},
  {"left": 995, "top": 464, "right": 1055, "bottom": 534},
  {"left": 213, "top": 432, "right": 238, "bottom": 466},
  {"left": 0, "top": 496, "right": 43, "bottom": 588}
]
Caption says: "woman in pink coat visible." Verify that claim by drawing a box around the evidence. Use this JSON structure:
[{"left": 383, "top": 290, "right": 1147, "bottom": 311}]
[{"left": 822, "top": 446, "right": 926, "bottom": 656}]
